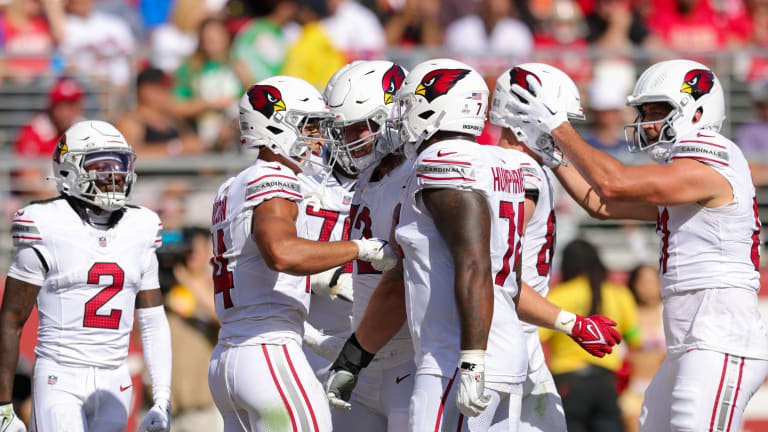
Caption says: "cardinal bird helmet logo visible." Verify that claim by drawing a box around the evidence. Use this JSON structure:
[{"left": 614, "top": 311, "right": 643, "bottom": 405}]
[
  {"left": 508, "top": 67, "right": 542, "bottom": 97},
  {"left": 382, "top": 64, "right": 406, "bottom": 105},
  {"left": 247, "top": 85, "right": 287, "bottom": 119},
  {"left": 415, "top": 69, "right": 470, "bottom": 102},
  {"left": 680, "top": 69, "right": 714, "bottom": 101}
]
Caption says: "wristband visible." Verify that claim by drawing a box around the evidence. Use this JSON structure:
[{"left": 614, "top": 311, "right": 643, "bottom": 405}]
[{"left": 554, "top": 310, "right": 577, "bottom": 335}]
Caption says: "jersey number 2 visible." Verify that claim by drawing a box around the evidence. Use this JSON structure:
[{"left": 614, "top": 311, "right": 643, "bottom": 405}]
[
  {"left": 83, "top": 263, "right": 124, "bottom": 329},
  {"left": 495, "top": 201, "right": 524, "bottom": 286}
]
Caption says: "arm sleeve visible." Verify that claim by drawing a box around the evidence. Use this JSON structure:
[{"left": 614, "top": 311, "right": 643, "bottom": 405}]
[
  {"left": 7, "top": 246, "right": 47, "bottom": 286},
  {"left": 137, "top": 306, "right": 172, "bottom": 404}
]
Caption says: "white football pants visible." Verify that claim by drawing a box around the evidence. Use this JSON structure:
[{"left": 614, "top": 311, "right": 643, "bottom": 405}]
[
  {"left": 639, "top": 348, "right": 768, "bottom": 432},
  {"left": 208, "top": 341, "right": 332, "bottom": 432},
  {"left": 519, "top": 341, "right": 566, "bottom": 432},
  {"left": 30, "top": 357, "right": 132, "bottom": 432}
]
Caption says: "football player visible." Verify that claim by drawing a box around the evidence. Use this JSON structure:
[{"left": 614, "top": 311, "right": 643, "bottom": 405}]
[
  {"left": 0, "top": 120, "right": 171, "bottom": 432},
  {"left": 206, "top": 76, "right": 396, "bottom": 432},
  {"left": 326, "top": 58, "right": 533, "bottom": 431},
  {"left": 508, "top": 59, "right": 768, "bottom": 431},
  {"left": 323, "top": 60, "right": 415, "bottom": 431},
  {"left": 490, "top": 63, "right": 626, "bottom": 432}
]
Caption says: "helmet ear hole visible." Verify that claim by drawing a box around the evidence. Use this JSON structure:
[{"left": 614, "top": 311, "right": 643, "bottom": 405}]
[
  {"left": 267, "top": 126, "right": 283, "bottom": 135},
  {"left": 418, "top": 110, "right": 435, "bottom": 120}
]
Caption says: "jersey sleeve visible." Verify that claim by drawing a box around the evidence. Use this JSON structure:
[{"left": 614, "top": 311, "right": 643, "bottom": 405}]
[
  {"left": 520, "top": 162, "right": 543, "bottom": 198},
  {"left": 7, "top": 245, "right": 47, "bottom": 286},
  {"left": 669, "top": 133, "right": 730, "bottom": 168},
  {"left": 415, "top": 145, "right": 478, "bottom": 192},
  {"left": 11, "top": 207, "right": 43, "bottom": 247},
  {"left": 243, "top": 168, "right": 303, "bottom": 209},
  {"left": 140, "top": 252, "right": 160, "bottom": 291}
]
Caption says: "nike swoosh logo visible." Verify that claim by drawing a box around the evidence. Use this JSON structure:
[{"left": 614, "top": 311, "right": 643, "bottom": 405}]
[
  {"left": 697, "top": 132, "right": 714, "bottom": 138},
  {"left": 395, "top": 374, "right": 411, "bottom": 384},
  {"left": 266, "top": 165, "right": 282, "bottom": 171},
  {"left": 120, "top": 384, "right": 132, "bottom": 392},
  {"left": 16, "top": 210, "right": 24, "bottom": 216},
  {"left": 585, "top": 323, "right": 599, "bottom": 340},
  {"left": 544, "top": 104, "right": 557, "bottom": 116},
  {"left": 437, "top": 150, "right": 457, "bottom": 157}
]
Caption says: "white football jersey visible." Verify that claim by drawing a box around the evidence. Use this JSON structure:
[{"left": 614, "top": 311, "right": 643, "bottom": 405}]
[
  {"left": 210, "top": 160, "right": 308, "bottom": 346},
  {"left": 659, "top": 129, "right": 768, "bottom": 358},
  {"left": 350, "top": 159, "right": 414, "bottom": 364},
  {"left": 395, "top": 140, "right": 528, "bottom": 384},
  {"left": 8, "top": 198, "right": 162, "bottom": 368},
  {"left": 299, "top": 171, "right": 356, "bottom": 336}
]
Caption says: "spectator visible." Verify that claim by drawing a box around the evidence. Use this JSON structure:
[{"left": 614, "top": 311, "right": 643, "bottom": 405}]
[
  {"left": 116, "top": 67, "right": 204, "bottom": 159},
  {"left": 161, "top": 227, "right": 222, "bottom": 432},
  {"left": 0, "top": 0, "right": 56, "bottom": 83},
  {"left": 647, "top": 0, "right": 729, "bottom": 53},
  {"left": 730, "top": 0, "right": 768, "bottom": 81},
  {"left": 12, "top": 77, "right": 84, "bottom": 198},
  {"left": 281, "top": 0, "right": 346, "bottom": 90},
  {"left": 323, "top": 0, "right": 386, "bottom": 59},
  {"left": 231, "top": 0, "right": 297, "bottom": 85},
  {"left": 443, "top": 0, "right": 533, "bottom": 58},
  {"left": 585, "top": 0, "right": 655, "bottom": 50},
  {"left": 150, "top": 0, "right": 208, "bottom": 74},
  {"left": 534, "top": 0, "right": 592, "bottom": 84},
  {"left": 173, "top": 17, "right": 241, "bottom": 151},
  {"left": 735, "top": 78, "right": 768, "bottom": 186},
  {"left": 620, "top": 264, "right": 665, "bottom": 432},
  {"left": 540, "top": 239, "right": 641, "bottom": 432},
  {"left": 381, "top": 0, "right": 442, "bottom": 48},
  {"left": 583, "top": 71, "right": 635, "bottom": 163},
  {"left": 58, "top": 0, "right": 137, "bottom": 89}
]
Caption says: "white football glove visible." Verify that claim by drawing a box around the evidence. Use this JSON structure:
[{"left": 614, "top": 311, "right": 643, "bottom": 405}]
[
  {"left": 138, "top": 400, "right": 170, "bottom": 432},
  {"left": 309, "top": 266, "right": 353, "bottom": 302},
  {"left": 352, "top": 238, "right": 397, "bottom": 272},
  {"left": 0, "top": 403, "right": 26, "bottom": 432},
  {"left": 455, "top": 350, "right": 491, "bottom": 418},
  {"left": 508, "top": 75, "right": 568, "bottom": 134}
]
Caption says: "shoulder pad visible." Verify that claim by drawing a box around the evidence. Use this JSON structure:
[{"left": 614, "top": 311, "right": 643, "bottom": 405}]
[
  {"left": 670, "top": 131, "right": 730, "bottom": 167},
  {"left": 244, "top": 163, "right": 303, "bottom": 207},
  {"left": 11, "top": 205, "right": 44, "bottom": 246},
  {"left": 416, "top": 145, "right": 477, "bottom": 189},
  {"left": 123, "top": 206, "right": 164, "bottom": 249}
]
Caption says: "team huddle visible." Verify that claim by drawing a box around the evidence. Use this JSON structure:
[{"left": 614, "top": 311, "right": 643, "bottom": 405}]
[{"left": 0, "top": 56, "right": 766, "bottom": 432}]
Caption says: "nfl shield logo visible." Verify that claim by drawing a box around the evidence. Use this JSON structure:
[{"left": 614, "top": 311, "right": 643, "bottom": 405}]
[
  {"left": 98, "top": 236, "right": 107, "bottom": 247},
  {"left": 48, "top": 375, "right": 57, "bottom": 385},
  {"left": 343, "top": 195, "right": 351, "bottom": 205}
]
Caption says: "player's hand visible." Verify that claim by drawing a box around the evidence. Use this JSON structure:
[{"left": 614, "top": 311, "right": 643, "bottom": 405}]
[
  {"left": 138, "top": 400, "right": 171, "bottom": 432},
  {"left": 352, "top": 238, "right": 397, "bottom": 271},
  {"left": 507, "top": 75, "right": 568, "bottom": 134},
  {"left": 0, "top": 403, "right": 26, "bottom": 432},
  {"left": 324, "top": 334, "right": 375, "bottom": 411},
  {"left": 569, "top": 314, "right": 622, "bottom": 358},
  {"left": 325, "top": 369, "right": 356, "bottom": 411},
  {"left": 455, "top": 350, "right": 491, "bottom": 417},
  {"left": 309, "top": 266, "right": 353, "bottom": 302}
]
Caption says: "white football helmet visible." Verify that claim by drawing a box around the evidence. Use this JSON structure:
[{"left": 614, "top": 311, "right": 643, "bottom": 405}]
[
  {"left": 323, "top": 60, "right": 364, "bottom": 101},
  {"left": 327, "top": 60, "right": 407, "bottom": 174},
  {"left": 51, "top": 120, "right": 136, "bottom": 212},
  {"left": 625, "top": 59, "right": 725, "bottom": 160},
  {"left": 396, "top": 58, "right": 489, "bottom": 158},
  {"left": 490, "top": 63, "right": 585, "bottom": 167},
  {"left": 239, "top": 76, "right": 336, "bottom": 174}
]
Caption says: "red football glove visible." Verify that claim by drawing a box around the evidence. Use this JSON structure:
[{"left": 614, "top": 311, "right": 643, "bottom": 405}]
[{"left": 569, "top": 315, "right": 622, "bottom": 358}]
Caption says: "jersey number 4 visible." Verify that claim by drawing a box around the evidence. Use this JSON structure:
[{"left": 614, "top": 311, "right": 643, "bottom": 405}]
[
  {"left": 496, "top": 201, "right": 524, "bottom": 286},
  {"left": 211, "top": 228, "right": 234, "bottom": 308},
  {"left": 83, "top": 263, "right": 124, "bottom": 329}
]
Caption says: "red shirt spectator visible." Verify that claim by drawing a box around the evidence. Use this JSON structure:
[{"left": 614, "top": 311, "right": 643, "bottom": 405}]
[
  {"left": 0, "top": 0, "right": 55, "bottom": 80},
  {"left": 14, "top": 77, "right": 85, "bottom": 157},
  {"left": 648, "top": 0, "right": 728, "bottom": 51}
]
